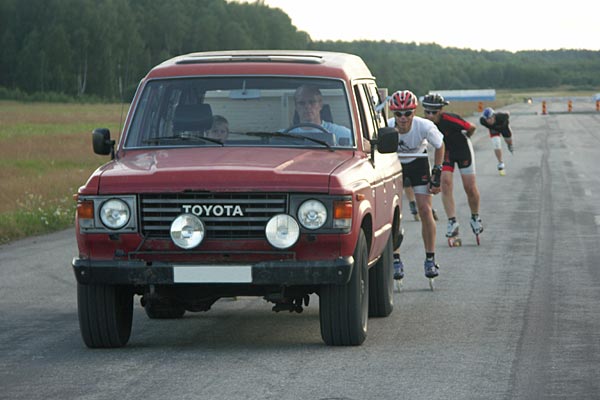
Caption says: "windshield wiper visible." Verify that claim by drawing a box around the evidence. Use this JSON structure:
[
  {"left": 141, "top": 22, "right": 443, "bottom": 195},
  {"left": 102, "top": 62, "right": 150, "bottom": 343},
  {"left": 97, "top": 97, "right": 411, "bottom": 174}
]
[
  {"left": 246, "top": 131, "right": 333, "bottom": 151},
  {"left": 142, "top": 134, "right": 224, "bottom": 146}
]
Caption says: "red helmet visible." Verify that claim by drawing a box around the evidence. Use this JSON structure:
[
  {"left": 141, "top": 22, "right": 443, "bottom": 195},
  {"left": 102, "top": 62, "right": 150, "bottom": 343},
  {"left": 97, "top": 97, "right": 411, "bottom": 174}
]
[{"left": 389, "top": 90, "right": 418, "bottom": 110}]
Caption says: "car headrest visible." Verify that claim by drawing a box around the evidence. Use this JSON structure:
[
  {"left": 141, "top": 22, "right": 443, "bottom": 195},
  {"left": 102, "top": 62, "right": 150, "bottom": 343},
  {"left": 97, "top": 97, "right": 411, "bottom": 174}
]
[{"left": 173, "top": 103, "right": 213, "bottom": 132}]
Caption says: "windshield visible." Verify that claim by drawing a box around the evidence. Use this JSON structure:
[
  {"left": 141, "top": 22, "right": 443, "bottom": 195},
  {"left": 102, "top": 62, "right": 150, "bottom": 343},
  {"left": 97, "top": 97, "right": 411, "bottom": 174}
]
[{"left": 124, "top": 77, "right": 354, "bottom": 149}]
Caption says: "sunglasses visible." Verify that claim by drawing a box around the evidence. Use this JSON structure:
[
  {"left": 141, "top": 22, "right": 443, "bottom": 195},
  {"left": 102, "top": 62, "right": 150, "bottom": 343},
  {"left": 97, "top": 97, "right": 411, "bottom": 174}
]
[
  {"left": 393, "top": 110, "right": 414, "bottom": 118},
  {"left": 424, "top": 110, "right": 439, "bottom": 115}
]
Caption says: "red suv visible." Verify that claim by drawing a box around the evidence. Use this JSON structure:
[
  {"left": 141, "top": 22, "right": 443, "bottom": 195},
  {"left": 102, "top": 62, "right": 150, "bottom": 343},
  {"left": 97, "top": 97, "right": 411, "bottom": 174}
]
[{"left": 73, "top": 50, "right": 403, "bottom": 347}]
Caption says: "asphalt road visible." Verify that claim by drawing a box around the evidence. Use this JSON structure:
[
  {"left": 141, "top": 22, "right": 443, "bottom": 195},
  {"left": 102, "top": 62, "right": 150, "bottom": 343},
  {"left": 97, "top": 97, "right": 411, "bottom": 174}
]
[{"left": 1, "top": 100, "right": 599, "bottom": 400}]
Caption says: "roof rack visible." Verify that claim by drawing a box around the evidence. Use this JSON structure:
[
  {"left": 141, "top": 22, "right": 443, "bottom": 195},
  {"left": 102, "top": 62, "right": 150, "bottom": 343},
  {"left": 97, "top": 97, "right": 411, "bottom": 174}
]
[{"left": 176, "top": 54, "right": 324, "bottom": 65}]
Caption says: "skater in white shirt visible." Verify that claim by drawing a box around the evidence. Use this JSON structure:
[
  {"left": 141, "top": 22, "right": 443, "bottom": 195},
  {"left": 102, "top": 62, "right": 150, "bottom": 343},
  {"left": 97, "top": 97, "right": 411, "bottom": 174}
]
[{"left": 386, "top": 90, "right": 445, "bottom": 284}]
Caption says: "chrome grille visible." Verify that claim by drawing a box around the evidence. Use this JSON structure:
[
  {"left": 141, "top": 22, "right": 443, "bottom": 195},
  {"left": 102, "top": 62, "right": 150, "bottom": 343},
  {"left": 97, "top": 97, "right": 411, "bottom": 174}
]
[{"left": 140, "top": 193, "right": 288, "bottom": 239}]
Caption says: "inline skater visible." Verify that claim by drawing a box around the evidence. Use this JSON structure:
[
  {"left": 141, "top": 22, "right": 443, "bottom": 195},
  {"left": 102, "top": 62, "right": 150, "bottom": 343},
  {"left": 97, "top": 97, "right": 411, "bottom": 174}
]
[
  {"left": 422, "top": 93, "right": 483, "bottom": 245},
  {"left": 387, "top": 90, "right": 445, "bottom": 284},
  {"left": 479, "top": 107, "right": 514, "bottom": 175}
]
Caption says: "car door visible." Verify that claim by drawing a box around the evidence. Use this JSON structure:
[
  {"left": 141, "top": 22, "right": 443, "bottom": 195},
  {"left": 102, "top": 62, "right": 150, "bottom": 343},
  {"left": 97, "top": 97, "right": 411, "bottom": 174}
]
[{"left": 354, "top": 81, "right": 398, "bottom": 258}]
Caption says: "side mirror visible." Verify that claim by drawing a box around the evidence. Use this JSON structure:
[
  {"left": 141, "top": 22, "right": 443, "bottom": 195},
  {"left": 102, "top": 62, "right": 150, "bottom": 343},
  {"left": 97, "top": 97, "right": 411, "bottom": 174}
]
[
  {"left": 92, "top": 128, "right": 115, "bottom": 157},
  {"left": 376, "top": 127, "right": 398, "bottom": 154}
]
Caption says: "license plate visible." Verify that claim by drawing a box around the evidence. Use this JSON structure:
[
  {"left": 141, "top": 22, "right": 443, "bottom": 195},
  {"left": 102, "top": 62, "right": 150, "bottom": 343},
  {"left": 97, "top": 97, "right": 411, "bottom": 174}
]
[{"left": 173, "top": 265, "right": 252, "bottom": 283}]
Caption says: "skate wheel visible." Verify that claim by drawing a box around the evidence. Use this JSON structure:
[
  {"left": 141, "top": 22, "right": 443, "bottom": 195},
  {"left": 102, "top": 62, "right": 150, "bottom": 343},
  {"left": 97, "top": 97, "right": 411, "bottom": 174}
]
[
  {"left": 448, "top": 237, "right": 461, "bottom": 247},
  {"left": 476, "top": 234, "right": 480, "bottom": 246},
  {"left": 429, "top": 278, "right": 435, "bottom": 291},
  {"left": 499, "top": 170, "right": 506, "bottom": 176},
  {"left": 394, "top": 279, "right": 403, "bottom": 292}
]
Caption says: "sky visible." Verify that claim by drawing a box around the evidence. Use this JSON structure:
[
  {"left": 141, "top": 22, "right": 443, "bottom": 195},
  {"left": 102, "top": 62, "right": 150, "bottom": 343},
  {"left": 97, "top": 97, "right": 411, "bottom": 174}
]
[{"left": 237, "top": 0, "right": 599, "bottom": 52}]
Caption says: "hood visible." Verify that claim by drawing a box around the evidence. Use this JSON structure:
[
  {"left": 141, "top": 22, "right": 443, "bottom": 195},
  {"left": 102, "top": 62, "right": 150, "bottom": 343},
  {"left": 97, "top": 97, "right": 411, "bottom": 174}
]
[{"left": 92, "top": 147, "right": 355, "bottom": 194}]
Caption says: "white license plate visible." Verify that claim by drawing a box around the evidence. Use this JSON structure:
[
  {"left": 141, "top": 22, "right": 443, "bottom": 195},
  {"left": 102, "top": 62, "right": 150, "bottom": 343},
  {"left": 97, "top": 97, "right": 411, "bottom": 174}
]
[{"left": 173, "top": 265, "right": 252, "bottom": 283}]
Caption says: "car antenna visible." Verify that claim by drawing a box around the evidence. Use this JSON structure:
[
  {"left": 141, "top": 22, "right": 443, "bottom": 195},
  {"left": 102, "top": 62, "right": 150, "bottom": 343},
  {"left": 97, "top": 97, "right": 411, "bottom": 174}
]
[{"left": 116, "top": 44, "right": 133, "bottom": 159}]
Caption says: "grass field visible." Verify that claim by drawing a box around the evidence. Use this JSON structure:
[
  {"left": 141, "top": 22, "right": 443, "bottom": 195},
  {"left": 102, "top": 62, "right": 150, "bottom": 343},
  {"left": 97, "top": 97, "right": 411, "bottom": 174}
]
[
  {"left": 0, "top": 101, "right": 126, "bottom": 243},
  {"left": 0, "top": 88, "right": 590, "bottom": 244}
]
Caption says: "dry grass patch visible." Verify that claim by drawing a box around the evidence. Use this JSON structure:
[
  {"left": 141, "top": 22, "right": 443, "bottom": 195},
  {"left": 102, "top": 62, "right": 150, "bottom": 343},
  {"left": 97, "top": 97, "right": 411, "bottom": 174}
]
[
  {"left": 0, "top": 101, "right": 126, "bottom": 124},
  {"left": 0, "top": 100, "right": 123, "bottom": 243}
]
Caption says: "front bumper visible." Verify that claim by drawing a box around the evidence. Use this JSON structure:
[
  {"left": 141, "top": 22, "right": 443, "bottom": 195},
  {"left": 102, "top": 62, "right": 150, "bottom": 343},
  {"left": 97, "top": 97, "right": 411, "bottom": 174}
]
[{"left": 72, "top": 257, "right": 353, "bottom": 286}]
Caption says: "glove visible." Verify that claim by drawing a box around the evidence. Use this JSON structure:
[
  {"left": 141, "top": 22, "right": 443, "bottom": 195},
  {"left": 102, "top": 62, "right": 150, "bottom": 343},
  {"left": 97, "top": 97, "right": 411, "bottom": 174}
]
[{"left": 430, "top": 165, "right": 442, "bottom": 188}]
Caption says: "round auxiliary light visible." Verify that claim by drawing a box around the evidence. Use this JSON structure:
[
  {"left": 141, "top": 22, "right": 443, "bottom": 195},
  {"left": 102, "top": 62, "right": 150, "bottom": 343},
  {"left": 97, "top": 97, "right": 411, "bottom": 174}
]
[
  {"left": 297, "top": 200, "right": 327, "bottom": 230},
  {"left": 99, "top": 199, "right": 130, "bottom": 229},
  {"left": 265, "top": 214, "right": 300, "bottom": 249},
  {"left": 170, "top": 213, "right": 205, "bottom": 249}
]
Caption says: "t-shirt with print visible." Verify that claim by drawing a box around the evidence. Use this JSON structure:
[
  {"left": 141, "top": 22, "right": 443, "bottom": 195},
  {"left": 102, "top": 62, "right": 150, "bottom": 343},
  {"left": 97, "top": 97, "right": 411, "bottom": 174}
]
[{"left": 387, "top": 116, "right": 444, "bottom": 164}]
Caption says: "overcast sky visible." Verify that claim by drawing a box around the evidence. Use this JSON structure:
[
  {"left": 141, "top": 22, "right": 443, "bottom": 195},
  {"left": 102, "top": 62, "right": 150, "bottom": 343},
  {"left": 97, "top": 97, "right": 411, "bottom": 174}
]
[{"left": 237, "top": 0, "right": 598, "bottom": 52}]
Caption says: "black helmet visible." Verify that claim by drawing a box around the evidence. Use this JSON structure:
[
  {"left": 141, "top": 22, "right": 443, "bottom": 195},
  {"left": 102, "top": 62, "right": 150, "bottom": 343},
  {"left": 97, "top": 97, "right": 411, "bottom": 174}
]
[{"left": 422, "top": 93, "right": 449, "bottom": 109}]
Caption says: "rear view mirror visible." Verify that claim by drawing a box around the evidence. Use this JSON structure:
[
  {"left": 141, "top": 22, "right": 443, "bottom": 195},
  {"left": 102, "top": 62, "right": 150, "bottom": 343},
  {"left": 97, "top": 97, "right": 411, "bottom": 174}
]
[
  {"left": 229, "top": 89, "right": 261, "bottom": 100},
  {"left": 229, "top": 79, "right": 261, "bottom": 99}
]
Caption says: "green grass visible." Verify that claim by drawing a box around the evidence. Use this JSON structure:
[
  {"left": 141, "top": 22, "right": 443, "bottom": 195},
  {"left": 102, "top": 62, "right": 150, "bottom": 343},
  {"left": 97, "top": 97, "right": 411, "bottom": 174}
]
[
  {"left": 0, "top": 100, "right": 121, "bottom": 244},
  {"left": 0, "top": 122, "right": 121, "bottom": 139}
]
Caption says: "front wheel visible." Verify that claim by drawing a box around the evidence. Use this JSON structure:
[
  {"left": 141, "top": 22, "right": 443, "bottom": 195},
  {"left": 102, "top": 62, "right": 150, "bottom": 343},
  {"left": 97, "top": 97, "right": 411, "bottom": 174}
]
[
  {"left": 319, "top": 229, "right": 369, "bottom": 346},
  {"left": 368, "top": 233, "right": 394, "bottom": 317},
  {"left": 77, "top": 283, "right": 133, "bottom": 348}
]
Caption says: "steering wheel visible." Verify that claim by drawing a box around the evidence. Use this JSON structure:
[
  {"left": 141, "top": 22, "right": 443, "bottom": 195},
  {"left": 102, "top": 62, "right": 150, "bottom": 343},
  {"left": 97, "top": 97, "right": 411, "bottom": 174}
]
[{"left": 283, "top": 122, "right": 330, "bottom": 134}]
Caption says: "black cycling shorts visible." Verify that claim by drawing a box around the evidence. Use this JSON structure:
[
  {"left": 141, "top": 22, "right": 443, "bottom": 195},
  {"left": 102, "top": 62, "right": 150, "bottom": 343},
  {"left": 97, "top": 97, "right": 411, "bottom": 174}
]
[{"left": 402, "top": 156, "right": 431, "bottom": 188}]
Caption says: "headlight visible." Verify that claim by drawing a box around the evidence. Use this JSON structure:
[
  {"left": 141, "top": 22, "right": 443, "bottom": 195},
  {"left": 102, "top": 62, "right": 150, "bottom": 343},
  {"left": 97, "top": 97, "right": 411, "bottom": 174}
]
[
  {"left": 170, "top": 214, "right": 205, "bottom": 249},
  {"left": 99, "top": 199, "right": 131, "bottom": 229},
  {"left": 265, "top": 214, "right": 300, "bottom": 249},
  {"left": 297, "top": 200, "right": 327, "bottom": 230}
]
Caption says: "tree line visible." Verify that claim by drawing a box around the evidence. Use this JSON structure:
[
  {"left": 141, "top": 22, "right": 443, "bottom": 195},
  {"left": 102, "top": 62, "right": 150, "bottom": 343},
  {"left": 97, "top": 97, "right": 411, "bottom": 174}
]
[
  {"left": 1, "top": 0, "right": 599, "bottom": 101},
  {"left": 316, "top": 41, "right": 600, "bottom": 95}
]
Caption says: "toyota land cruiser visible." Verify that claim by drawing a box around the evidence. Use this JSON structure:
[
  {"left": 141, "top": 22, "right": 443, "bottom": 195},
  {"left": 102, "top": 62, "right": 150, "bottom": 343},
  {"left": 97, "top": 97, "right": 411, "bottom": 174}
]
[{"left": 72, "top": 50, "right": 403, "bottom": 347}]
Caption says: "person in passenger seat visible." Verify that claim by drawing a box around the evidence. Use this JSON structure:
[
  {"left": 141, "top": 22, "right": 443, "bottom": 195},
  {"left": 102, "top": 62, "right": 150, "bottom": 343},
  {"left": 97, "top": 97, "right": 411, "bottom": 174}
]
[{"left": 206, "top": 115, "right": 229, "bottom": 141}]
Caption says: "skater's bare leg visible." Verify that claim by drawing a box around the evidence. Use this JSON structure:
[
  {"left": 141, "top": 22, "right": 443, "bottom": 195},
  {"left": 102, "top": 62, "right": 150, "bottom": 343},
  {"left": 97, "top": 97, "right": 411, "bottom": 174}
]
[
  {"left": 441, "top": 170, "right": 456, "bottom": 220},
  {"left": 405, "top": 186, "right": 416, "bottom": 203},
  {"left": 415, "top": 193, "right": 436, "bottom": 253},
  {"left": 405, "top": 186, "right": 419, "bottom": 219},
  {"left": 505, "top": 137, "right": 514, "bottom": 153},
  {"left": 494, "top": 148, "right": 503, "bottom": 164},
  {"left": 460, "top": 173, "right": 480, "bottom": 215},
  {"left": 491, "top": 135, "right": 503, "bottom": 164}
]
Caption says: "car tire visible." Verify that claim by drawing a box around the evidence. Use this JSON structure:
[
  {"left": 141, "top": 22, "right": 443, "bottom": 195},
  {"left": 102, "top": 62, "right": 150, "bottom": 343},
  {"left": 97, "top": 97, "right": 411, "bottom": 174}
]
[
  {"left": 319, "top": 229, "right": 368, "bottom": 346},
  {"left": 368, "top": 233, "right": 394, "bottom": 317},
  {"left": 77, "top": 283, "right": 133, "bottom": 348}
]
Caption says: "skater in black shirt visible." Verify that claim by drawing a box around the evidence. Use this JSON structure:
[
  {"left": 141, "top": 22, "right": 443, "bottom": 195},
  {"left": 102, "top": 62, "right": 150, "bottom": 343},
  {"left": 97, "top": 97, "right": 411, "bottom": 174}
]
[
  {"left": 480, "top": 107, "right": 514, "bottom": 175},
  {"left": 423, "top": 94, "right": 483, "bottom": 246}
]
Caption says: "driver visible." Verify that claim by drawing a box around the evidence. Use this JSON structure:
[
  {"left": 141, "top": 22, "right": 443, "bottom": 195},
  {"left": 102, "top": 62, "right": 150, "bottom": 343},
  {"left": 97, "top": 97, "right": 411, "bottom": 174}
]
[{"left": 291, "top": 85, "right": 352, "bottom": 145}]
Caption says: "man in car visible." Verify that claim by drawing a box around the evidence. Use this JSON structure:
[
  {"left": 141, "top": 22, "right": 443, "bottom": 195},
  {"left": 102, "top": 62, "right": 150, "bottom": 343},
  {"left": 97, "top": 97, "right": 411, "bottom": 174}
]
[{"left": 291, "top": 85, "right": 352, "bottom": 146}]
